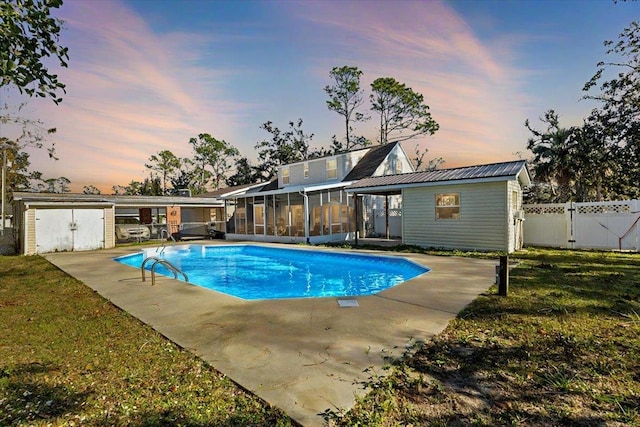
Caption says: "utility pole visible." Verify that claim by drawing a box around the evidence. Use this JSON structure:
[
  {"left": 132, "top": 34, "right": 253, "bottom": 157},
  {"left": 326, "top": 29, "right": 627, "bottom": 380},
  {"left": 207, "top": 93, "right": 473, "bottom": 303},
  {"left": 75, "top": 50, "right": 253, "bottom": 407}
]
[{"left": 1, "top": 146, "right": 6, "bottom": 237}]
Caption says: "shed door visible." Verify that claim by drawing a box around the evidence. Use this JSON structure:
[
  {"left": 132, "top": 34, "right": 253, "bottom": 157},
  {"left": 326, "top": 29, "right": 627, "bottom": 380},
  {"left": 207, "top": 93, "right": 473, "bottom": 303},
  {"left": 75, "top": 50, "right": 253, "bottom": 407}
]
[
  {"left": 35, "top": 209, "right": 74, "bottom": 253},
  {"left": 35, "top": 208, "right": 104, "bottom": 253},
  {"left": 72, "top": 209, "right": 104, "bottom": 251}
]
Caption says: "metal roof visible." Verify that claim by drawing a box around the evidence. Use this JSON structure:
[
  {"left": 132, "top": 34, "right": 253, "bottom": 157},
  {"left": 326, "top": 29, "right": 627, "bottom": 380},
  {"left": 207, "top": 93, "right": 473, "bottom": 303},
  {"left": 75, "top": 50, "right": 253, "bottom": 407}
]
[
  {"left": 220, "top": 181, "right": 353, "bottom": 198},
  {"left": 11, "top": 192, "right": 223, "bottom": 207},
  {"left": 345, "top": 160, "right": 530, "bottom": 193}
]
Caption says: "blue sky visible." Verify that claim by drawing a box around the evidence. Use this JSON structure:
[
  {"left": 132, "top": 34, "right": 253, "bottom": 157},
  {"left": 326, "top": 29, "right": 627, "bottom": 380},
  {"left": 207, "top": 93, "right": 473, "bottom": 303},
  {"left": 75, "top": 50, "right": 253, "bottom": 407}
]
[{"left": 3, "top": 0, "right": 638, "bottom": 192}]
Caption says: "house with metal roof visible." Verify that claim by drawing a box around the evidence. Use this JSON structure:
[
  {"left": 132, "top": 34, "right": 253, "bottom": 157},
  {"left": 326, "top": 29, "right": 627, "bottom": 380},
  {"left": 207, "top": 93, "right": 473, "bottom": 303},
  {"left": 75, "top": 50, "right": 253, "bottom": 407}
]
[
  {"left": 345, "top": 160, "right": 531, "bottom": 252},
  {"left": 220, "top": 142, "right": 414, "bottom": 244}
]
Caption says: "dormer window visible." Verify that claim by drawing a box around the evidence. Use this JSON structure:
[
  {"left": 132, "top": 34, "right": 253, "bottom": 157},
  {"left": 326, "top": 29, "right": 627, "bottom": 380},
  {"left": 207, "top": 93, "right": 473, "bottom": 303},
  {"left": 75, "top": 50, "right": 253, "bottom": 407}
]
[
  {"left": 395, "top": 159, "right": 403, "bottom": 174},
  {"left": 304, "top": 162, "right": 309, "bottom": 179},
  {"left": 326, "top": 159, "right": 337, "bottom": 179},
  {"left": 282, "top": 167, "right": 290, "bottom": 184}
]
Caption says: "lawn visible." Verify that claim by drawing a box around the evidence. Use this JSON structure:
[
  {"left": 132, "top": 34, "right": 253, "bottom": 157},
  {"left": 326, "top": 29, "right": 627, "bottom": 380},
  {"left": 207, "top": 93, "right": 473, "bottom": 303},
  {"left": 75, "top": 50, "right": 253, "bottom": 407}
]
[
  {"left": 0, "top": 255, "right": 294, "bottom": 426},
  {"left": 1, "top": 248, "right": 639, "bottom": 426},
  {"left": 324, "top": 248, "right": 640, "bottom": 426}
]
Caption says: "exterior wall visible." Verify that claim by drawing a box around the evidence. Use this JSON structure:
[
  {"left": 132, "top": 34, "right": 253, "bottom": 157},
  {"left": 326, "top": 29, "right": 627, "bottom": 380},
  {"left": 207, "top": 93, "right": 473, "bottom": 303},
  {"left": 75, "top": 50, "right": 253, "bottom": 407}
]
[
  {"left": 278, "top": 149, "right": 369, "bottom": 187},
  {"left": 104, "top": 206, "right": 115, "bottom": 249},
  {"left": 372, "top": 144, "right": 414, "bottom": 176},
  {"left": 403, "top": 181, "right": 512, "bottom": 252},
  {"left": 25, "top": 208, "right": 36, "bottom": 255}
]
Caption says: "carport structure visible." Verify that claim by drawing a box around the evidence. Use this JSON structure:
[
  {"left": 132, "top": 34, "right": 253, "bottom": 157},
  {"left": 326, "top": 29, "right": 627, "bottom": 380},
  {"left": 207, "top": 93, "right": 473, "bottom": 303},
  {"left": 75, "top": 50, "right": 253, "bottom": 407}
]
[{"left": 11, "top": 192, "right": 224, "bottom": 255}]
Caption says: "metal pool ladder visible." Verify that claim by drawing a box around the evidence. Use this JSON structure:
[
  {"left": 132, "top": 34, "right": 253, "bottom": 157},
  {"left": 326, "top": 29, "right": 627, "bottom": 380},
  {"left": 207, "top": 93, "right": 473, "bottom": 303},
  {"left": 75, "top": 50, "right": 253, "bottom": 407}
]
[{"left": 141, "top": 256, "right": 188, "bottom": 286}]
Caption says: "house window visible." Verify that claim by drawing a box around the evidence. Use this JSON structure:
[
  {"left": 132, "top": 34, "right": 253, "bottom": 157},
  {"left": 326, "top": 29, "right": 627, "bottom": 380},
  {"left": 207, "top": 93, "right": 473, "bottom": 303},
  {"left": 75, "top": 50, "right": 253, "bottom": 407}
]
[
  {"left": 282, "top": 167, "right": 290, "bottom": 184},
  {"left": 304, "top": 162, "right": 309, "bottom": 179},
  {"left": 326, "top": 159, "right": 337, "bottom": 179},
  {"left": 435, "top": 193, "right": 460, "bottom": 220}
]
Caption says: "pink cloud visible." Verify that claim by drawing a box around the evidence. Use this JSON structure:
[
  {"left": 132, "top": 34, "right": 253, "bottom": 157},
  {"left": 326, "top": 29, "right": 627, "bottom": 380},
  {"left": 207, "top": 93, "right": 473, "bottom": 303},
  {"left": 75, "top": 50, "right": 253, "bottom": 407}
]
[
  {"left": 293, "top": 0, "right": 532, "bottom": 167},
  {"left": 22, "top": 0, "right": 251, "bottom": 193}
]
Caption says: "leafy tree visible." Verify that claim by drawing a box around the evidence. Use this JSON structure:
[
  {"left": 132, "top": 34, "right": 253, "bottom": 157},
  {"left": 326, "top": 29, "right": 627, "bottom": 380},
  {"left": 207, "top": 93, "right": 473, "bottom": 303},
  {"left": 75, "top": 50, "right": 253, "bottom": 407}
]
[
  {"left": 524, "top": 110, "right": 616, "bottom": 202},
  {"left": 583, "top": 20, "right": 640, "bottom": 199},
  {"left": 145, "top": 149, "right": 180, "bottom": 195},
  {"left": 254, "top": 119, "right": 314, "bottom": 180},
  {"left": 226, "top": 157, "right": 261, "bottom": 187},
  {"left": 141, "top": 176, "right": 162, "bottom": 196},
  {"left": 324, "top": 66, "right": 369, "bottom": 151},
  {"left": 112, "top": 180, "right": 142, "bottom": 196},
  {"left": 370, "top": 77, "right": 439, "bottom": 144},
  {"left": 189, "top": 133, "right": 239, "bottom": 191},
  {"left": 82, "top": 184, "right": 101, "bottom": 195},
  {"left": 0, "top": 0, "right": 69, "bottom": 104},
  {"left": 0, "top": 139, "right": 30, "bottom": 190},
  {"left": 169, "top": 157, "right": 197, "bottom": 195},
  {"left": 29, "top": 174, "right": 69, "bottom": 193},
  {"left": 412, "top": 143, "right": 444, "bottom": 172}
]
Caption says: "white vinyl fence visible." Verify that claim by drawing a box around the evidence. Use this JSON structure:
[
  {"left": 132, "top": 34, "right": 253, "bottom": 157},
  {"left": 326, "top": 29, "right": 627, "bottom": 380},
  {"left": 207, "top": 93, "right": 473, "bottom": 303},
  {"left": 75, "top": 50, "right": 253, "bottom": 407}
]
[
  {"left": 524, "top": 200, "right": 640, "bottom": 250},
  {"left": 372, "top": 208, "right": 402, "bottom": 238}
]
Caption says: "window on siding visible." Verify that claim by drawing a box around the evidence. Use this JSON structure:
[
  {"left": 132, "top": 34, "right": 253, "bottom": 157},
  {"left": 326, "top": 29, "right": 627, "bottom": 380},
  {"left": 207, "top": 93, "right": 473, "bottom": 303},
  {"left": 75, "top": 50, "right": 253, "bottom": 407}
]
[
  {"left": 435, "top": 193, "right": 460, "bottom": 220},
  {"left": 326, "top": 159, "right": 337, "bottom": 179},
  {"left": 512, "top": 190, "right": 518, "bottom": 210},
  {"left": 304, "top": 162, "right": 309, "bottom": 179},
  {"left": 282, "top": 167, "right": 290, "bottom": 184}
]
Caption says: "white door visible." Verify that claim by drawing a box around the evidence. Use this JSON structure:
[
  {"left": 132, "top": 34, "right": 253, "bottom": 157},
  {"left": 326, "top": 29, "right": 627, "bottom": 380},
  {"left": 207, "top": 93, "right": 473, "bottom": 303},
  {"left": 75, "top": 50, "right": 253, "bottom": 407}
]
[
  {"left": 72, "top": 209, "right": 104, "bottom": 251},
  {"left": 35, "top": 208, "right": 104, "bottom": 253},
  {"left": 35, "top": 209, "right": 74, "bottom": 253}
]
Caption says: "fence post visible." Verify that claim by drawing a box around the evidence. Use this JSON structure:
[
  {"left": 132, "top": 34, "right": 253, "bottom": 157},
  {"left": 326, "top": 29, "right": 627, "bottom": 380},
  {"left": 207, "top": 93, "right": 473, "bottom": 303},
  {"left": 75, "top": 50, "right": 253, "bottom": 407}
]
[{"left": 498, "top": 255, "right": 509, "bottom": 297}]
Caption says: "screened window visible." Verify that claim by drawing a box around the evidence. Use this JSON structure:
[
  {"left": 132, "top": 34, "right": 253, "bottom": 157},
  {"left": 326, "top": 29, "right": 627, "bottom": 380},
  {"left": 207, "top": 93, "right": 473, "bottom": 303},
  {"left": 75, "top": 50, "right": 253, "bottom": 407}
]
[
  {"left": 254, "top": 204, "right": 265, "bottom": 235},
  {"left": 326, "top": 159, "right": 337, "bottom": 179},
  {"left": 435, "top": 193, "right": 460, "bottom": 220},
  {"left": 282, "top": 167, "right": 290, "bottom": 184},
  {"left": 304, "top": 162, "right": 309, "bottom": 179}
]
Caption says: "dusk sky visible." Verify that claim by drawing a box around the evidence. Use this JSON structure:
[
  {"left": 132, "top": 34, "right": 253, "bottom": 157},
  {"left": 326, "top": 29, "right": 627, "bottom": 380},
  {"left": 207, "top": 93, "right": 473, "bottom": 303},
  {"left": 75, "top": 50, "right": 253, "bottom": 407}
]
[{"left": 2, "top": 0, "right": 638, "bottom": 193}]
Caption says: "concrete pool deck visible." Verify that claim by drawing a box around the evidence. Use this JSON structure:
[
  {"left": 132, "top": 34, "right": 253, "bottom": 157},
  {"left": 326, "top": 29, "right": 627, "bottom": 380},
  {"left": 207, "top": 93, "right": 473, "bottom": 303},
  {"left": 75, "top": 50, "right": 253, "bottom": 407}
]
[{"left": 44, "top": 242, "right": 497, "bottom": 426}]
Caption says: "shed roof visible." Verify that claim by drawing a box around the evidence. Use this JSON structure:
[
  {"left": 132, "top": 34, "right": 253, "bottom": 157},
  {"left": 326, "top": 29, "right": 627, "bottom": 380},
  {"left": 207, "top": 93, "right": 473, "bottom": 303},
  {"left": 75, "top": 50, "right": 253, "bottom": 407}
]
[{"left": 345, "top": 160, "right": 530, "bottom": 194}]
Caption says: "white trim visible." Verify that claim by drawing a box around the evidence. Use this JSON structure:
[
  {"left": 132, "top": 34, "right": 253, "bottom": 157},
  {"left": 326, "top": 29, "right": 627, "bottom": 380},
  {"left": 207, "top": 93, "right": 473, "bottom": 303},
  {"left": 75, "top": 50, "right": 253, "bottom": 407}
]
[
  {"left": 345, "top": 175, "right": 519, "bottom": 194},
  {"left": 230, "top": 181, "right": 356, "bottom": 198}
]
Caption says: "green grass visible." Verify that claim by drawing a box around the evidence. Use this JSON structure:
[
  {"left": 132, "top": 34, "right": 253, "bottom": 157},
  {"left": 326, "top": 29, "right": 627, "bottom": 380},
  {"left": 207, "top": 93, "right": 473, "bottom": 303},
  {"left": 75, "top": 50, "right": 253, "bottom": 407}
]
[
  {"left": 0, "top": 255, "right": 294, "bottom": 426},
  {"left": 3, "top": 248, "right": 640, "bottom": 426},
  {"left": 324, "top": 248, "right": 640, "bottom": 426}
]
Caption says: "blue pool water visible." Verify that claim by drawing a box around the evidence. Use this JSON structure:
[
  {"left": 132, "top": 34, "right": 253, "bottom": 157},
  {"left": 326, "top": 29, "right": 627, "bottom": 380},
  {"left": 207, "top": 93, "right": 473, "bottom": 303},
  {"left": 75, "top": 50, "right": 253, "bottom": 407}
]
[{"left": 114, "top": 245, "right": 429, "bottom": 300}]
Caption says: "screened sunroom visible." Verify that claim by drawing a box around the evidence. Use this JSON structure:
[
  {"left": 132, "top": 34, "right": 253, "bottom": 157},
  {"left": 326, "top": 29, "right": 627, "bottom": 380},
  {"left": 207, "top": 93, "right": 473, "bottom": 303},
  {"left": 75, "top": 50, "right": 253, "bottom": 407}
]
[{"left": 222, "top": 182, "right": 358, "bottom": 244}]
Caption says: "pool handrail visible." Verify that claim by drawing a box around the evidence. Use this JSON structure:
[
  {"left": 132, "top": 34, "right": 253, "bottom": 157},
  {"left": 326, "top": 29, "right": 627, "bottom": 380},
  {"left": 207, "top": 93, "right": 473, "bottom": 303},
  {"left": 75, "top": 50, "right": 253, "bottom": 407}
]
[{"left": 141, "top": 255, "right": 188, "bottom": 286}]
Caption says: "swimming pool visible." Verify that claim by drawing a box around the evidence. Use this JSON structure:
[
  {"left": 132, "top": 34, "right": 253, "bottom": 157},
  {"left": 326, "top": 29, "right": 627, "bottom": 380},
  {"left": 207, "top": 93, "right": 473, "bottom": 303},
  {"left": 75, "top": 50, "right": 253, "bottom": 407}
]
[{"left": 114, "top": 245, "right": 429, "bottom": 300}]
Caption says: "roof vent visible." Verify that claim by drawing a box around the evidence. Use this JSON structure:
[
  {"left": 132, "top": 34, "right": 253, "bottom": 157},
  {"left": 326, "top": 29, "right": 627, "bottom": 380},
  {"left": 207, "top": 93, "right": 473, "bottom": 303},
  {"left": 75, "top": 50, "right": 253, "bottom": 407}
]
[{"left": 176, "top": 189, "right": 191, "bottom": 197}]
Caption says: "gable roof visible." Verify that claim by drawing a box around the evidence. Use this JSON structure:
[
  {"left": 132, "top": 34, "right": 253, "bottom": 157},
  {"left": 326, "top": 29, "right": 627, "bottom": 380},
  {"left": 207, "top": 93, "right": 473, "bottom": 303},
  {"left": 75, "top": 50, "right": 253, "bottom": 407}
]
[
  {"left": 345, "top": 160, "right": 530, "bottom": 193},
  {"left": 342, "top": 142, "right": 399, "bottom": 181}
]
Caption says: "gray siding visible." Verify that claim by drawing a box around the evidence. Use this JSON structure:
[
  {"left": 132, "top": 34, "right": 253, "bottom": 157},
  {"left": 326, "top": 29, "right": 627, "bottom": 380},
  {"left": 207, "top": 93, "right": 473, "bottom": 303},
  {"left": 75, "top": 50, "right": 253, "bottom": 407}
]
[
  {"left": 403, "top": 181, "right": 510, "bottom": 251},
  {"left": 278, "top": 150, "right": 369, "bottom": 187}
]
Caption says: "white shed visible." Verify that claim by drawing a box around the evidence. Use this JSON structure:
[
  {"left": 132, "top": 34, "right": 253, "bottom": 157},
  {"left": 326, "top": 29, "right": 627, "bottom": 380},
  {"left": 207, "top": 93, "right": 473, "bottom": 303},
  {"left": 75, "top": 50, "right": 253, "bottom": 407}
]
[
  {"left": 11, "top": 192, "right": 225, "bottom": 255},
  {"left": 346, "top": 160, "right": 531, "bottom": 253},
  {"left": 12, "top": 193, "right": 116, "bottom": 255}
]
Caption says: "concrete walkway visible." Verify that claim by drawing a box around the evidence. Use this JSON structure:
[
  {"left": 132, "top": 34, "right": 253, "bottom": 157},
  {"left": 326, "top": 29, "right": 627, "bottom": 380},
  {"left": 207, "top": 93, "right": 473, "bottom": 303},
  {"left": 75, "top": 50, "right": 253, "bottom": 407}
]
[{"left": 45, "top": 243, "right": 497, "bottom": 426}]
